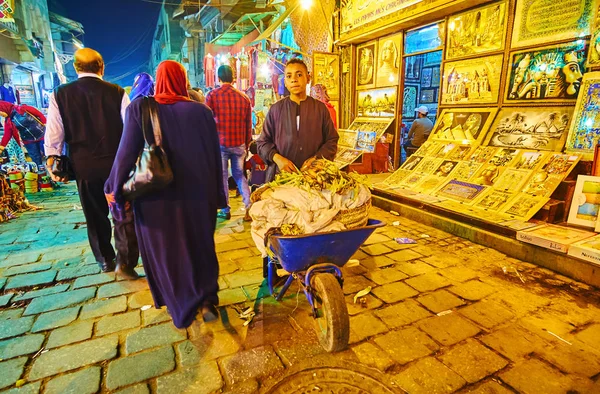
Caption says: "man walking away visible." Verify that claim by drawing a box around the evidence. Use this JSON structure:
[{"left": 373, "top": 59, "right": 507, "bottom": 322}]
[
  {"left": 44, "top": 48, "right": 139, "bottom": 279},
  {"left": 206, "top": 65, "right": 252, "bottom": 221}
]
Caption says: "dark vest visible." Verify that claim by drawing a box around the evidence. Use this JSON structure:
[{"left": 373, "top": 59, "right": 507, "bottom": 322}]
[{"left": 54, "top": 77, "right": 125, "bottom": 180}]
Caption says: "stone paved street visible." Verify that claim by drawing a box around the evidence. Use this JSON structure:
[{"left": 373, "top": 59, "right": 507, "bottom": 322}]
[{"left": 1, "top": 184, "right": 600, "bottom": 393}]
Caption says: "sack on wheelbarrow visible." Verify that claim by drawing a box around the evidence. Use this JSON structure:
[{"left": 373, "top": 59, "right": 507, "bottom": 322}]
[{"left": 332, "top": 198, "right": 371, "bottom": 229}]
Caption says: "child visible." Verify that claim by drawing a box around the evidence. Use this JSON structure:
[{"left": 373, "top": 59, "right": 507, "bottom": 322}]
[{"left": 245, "top": 140, "right": 267, "bottom": 192}]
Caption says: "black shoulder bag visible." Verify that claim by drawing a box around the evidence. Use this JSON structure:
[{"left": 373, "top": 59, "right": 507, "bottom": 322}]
[{"left": 122, "top": 97, "right": 173, "bottom": 200}]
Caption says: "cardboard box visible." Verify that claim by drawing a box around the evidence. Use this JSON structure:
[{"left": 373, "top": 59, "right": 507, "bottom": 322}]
[{"left": 516, "top": 224, "right": 596, "bottom": 253}]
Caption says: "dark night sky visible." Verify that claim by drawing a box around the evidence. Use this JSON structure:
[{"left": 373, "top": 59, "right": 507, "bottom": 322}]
[{"left": 50, "top": 0, "right": 162, "bottom": 87}]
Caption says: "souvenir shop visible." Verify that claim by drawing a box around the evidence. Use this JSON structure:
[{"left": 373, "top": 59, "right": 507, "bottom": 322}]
[
  {"left": 203, "top": 9, "right": 303, "bottom": 138},
  {"left": 330, "top": 0, "right": 600, "bottom": 276}
]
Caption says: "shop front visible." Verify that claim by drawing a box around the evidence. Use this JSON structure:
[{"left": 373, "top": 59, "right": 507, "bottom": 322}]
[{"left": 333, "top": 0, "right": 600, "bottom": 282}]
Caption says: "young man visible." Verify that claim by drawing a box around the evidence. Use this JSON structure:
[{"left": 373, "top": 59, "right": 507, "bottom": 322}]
[
  {"left": 404, "top": 105, "right": 433, "bottom": 148},
  {"left": 205, "top": 65, "right": 252, "bottom": 221},
  {"left": 257, "top": 58, "right": 338, "bottom": 181},
  {"left": 257, "top": 58, "right": 339, "bottom": 277}
]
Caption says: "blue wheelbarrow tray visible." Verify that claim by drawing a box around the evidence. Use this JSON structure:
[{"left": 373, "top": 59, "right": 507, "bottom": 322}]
[{"left": 268, "top": 219, "right": 386, "bottom": 273}]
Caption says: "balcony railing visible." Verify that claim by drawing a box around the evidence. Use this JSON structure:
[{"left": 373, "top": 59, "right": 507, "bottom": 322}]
[{"left": 0, "top": 19, "right": 19, "bottom": 34}]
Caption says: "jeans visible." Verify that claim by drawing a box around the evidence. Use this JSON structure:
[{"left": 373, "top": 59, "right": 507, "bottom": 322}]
[
  {"left": 220, "top": 144, "right": 251, "bottom": 212},
  {"left": 25, "top": 141, "right": 44, "bottom": 167}
]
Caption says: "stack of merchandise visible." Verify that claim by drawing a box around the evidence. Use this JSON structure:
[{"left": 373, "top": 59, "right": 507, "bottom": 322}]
[
  {"left": 8, "top": 171, "right": 23, "bottom": 192},
  {"left": 249, "top": 159, "right": 372, "bottom": 256},
  {"left": 24, "top": 171, "right": 39, "bottom": 193},
  {"left": 0, "top": 172, "right": 39, "bottom": 222},
  {"left": 40, "top": 175, "right": 53, "bottom": 192}
]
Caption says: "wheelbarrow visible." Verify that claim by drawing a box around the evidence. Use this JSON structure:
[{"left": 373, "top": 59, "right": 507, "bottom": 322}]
[{"left": 266, "top": 219, "right": 385, "bottom": 352}]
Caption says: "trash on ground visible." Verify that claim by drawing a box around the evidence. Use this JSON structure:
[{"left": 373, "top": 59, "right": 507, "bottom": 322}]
[
  {"left": 395, "top": 237, "right": 417, "bottom": 244},
  {"left": 392, "top": 221, "right": 400, "bottom": 226},
  {"left": 346, "top": 259, "right": 360, "bottom": 267},
  {"left": 420, "top": 234, "right": 430, "bottom": 238},
  {"left": 141, "top": 305, "right": 152, "bottom": 311},
  {"left": 437, "top": 310, "right": 452, "bottom": 316},
  {"left": 354, "top": 286, "right": 372, "bottom": 303},
  {"left": 545, "top": 330, "right": 572, "bottom": 345},
  {"left": 390, "top": 210, "right": 400, "bottom": 216}
]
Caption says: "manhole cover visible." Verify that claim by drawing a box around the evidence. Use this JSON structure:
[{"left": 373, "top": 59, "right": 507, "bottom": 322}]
[{"left": 264, "top": 366, "right": 401, "bottom": 393}]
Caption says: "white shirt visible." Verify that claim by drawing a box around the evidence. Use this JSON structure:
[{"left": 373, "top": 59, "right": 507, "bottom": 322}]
[{"left": 44, "top": 73, "right": 131, "bottom": 156}]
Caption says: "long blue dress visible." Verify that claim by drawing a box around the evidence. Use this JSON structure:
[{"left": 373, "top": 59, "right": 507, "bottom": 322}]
[{"left": 105, "top": 98, "right": 226, "bottom": 328}]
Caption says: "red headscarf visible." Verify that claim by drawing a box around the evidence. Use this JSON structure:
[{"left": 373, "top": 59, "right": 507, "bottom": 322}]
[{"left": 154, "top": 60, "right": 192, "bottom": 105}]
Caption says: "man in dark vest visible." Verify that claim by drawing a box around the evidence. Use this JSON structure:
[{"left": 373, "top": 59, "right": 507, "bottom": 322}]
[{"left": 44, "top": 48, "right": 139, "bottom": 279}]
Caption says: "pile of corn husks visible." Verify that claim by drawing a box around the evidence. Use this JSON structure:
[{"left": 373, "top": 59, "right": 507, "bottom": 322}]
[{"left": 249, "top": 159, "right": 371, "bottom": 256}]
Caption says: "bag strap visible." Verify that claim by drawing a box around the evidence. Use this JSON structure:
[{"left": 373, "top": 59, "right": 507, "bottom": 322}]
[{"left": 140, "top": 97, "right": 163, "bottom": 147}]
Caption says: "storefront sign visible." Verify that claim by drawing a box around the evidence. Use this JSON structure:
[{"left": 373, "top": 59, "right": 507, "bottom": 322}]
[
  {"left": 0, "top": 0, "right": 14, "bottom": 21},
  {"left": 341, "top": 0, "right": 421, "bottom": 35}
]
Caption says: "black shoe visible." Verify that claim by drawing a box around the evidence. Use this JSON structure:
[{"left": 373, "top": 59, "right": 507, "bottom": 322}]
[
  {"left": 201, "top": 303, "right": 219, "bottom": 322},
  {"left": 116, "top": 263, "right": 140, "bottom": 280},
  {"left": 99, "top": 259, "right": 116, "bottom": 273},
  {"left": 217, "top": 210, "right": 231, "bottom": 220}
]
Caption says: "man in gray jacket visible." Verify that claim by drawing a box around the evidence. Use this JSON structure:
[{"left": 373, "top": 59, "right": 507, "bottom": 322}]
[{"left": 405, "top": 105, "right": 433, "bottom": 148}]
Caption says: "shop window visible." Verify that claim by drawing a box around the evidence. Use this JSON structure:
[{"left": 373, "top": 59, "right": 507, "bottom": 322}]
[{"left": 404, "top": 22, "right": 444, "bottom": 55}]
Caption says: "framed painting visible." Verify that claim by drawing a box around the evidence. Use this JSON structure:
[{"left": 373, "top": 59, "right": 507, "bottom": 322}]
[
  {"left": 421, "top": 68, "right": 433, "bottom": 87},
  {"left": 448, "top": 145, "right": 473, "bottom": 161},
  {"left": 338, "top": 130, "right": 358, "bottom": 149},
  {"left": 471, "top": 163, "right": 508, "bottom": 187},
  {"left": 414, "top": 157, "right": 443, "bottom": 174},
  {"left": 512, "top": 0, "right": 594, "bottom": 49},
  {"left": 505, "top": 41, "right": 588, "bottom": 103},
  {"left": 401, "top": 155, "right": 424, "bottom": 171},
  {"left": 383, "top": 169, "right": 413, "bottom": 187},
  {"left": 568, "top": 175, "right": 600, "bottom": 228},
  {"left": 357, "top": 41, "right": 377, "bottom": 90},
  {"left": 522, "top": 153, "right": 580, "bottom": 197},
  {"left": 357, "top": 87, "right": 397, "bottom": 117},
  {"left": 500, "top": 193, "right": 550, "bottom": 221},
  {"left": 420, "top": 89, "right": 436, "bottom": 103},
  {"left": 356, "top": 131, "right": 377, "bottom": 152},
  {"left": 485, "top": 107, "right": 574, "bottom": 151},
  {"left": 565, "top": 72, "right": 600, "bottom": 160},
  {"left": 432, "top": 67, "right": 441, "bottom": 87},
  {"left": 414, "top": 175, "right": 448, "bottom": 195},
  {"left": 513, "top": 151, "right": 548, "bottom": 171},
  {"left": 446, "top": 1, "right": 508, "bottom": 60},
  {"left": 404, "top": 56, "right": 422, "bottom": 80},
  {"left": 334, "top": 149, "right": 363, "bottom": 168},
  {"left": 452, "top": 161, "right": 483, "bottom": 181},
  {"left": 398, "top": 172, "right": 429, "bottom": 190},
  {"left": 441, "top": 54, "right": 503, "bottom": 105},
  {"left": 415, "top": 141, "right": 441, "bottom": 157},
  {"left": 492, "top": 168, "right": 533, "bottom": 193},
  {"left": 472, "top": 189, "right": 516, "bottom": 212},
  {"left": 424, "top": 51, "right": 443, "bottom": 67},
  {"left": 312, "top": 52, "right": 339, "bottom": 100},
  {"left": 435, "top": 179, "right": 488, "bottom": 203},
  {"left": 432, "top": 160, "right": 460, "bottom": 177},
  {"left": 376, "top": 33, "right": 402, "bottom": 87},
  {"left": 432, "top": 142, "right": 458, "bottom": 159},
  {"left": 402, "top": 85, "right": 419, "bottom": 117},
  {"left": 430, "top": 108, "right": 498, "bottom": 144},
  {"left": 468, "top": 146, "right": 498, "bottom": 164}
]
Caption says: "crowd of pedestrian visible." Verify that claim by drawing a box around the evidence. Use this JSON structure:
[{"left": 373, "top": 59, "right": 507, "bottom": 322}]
[{"left": 2, "top": 47, "right": 339, "bottom": 329}]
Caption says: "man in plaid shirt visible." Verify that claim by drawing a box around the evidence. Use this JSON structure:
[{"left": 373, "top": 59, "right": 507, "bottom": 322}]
[{"left": 206, "top": 65, "right": 252, "bottom": 221}]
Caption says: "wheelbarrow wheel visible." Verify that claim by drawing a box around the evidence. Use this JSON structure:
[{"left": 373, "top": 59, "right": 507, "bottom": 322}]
[{"left": 312, "top": 273, "right": 350, "bottom": 352}]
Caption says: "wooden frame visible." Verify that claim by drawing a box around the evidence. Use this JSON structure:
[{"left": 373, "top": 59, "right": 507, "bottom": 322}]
[
  {"left": 312, "top": 52, "right": 340, "bottom": 100},
  {"left": 376, "top": 32, "right": 403, "bottom": 88},
  {"left": 430, "top": 107, "right": 498, "bottom": 144},
  {"left": 356, "top": 41, "right": 378, "bottom": 90},
  {"left": 565, "top": 72, "right": 600, "bottom": 160},
  {"left": 357, "top": 87, "right": 397, "bottom": 117},
  {"left": 568, "top": 175, "right": 600, "bottom": 228},
  {"left": 440, "top": 54, "right": 504, "bottom": 105}
]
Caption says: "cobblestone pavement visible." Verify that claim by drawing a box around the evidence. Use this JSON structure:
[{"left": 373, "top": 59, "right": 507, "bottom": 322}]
[{"left": 1, "top": 184, "right": 600, "bottom": 393}]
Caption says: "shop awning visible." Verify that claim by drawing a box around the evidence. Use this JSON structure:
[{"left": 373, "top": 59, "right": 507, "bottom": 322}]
[
  {"left": 210, "top": 12, "right": 277, "bottom": 47},
  {"left": 249, "top": 5, "right": 297, "bottom": 46}
]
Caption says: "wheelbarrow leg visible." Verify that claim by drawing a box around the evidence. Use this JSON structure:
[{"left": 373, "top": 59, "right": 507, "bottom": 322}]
[{"left": 275, "top": 275, "right": 295, "bottom": 301}]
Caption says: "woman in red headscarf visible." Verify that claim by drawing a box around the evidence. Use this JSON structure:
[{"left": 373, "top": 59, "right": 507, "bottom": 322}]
[
  {"left": 105, "top": 60, "right": 227, "bottom": 328},
  {"left": 0, "top": 101, "right": 47, "bottom": 166}
]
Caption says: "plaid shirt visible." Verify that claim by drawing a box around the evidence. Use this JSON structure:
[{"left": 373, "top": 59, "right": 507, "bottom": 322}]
[{"left": 206, "top": 84, "right": 252, "bottom": 147}]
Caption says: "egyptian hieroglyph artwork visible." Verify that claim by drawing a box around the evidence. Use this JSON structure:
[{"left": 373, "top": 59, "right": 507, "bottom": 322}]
[
  {"left": 422, "top": 68, "right": 432, "bottom": 87},
  {"left": 446, "top": 1, "right": 507, "bottom": 60},
  {"left": 506, "top": 41, "right": 588, "bottom": 102},
  {"left": 415, "top": 157, "right": 444, "bottom": 174},
  {"left": 568, "top": 176, "right": 600, "bottom": 228},
  {"left": 565, "top": 73, "right": 600, "bottom": 159},
  {"left": 377, "top": 33, "right": 402, "bottom": 87},
  {"left": 334, "top": 148, "right": 363, "bottom": 167},
  {"left": 512, "top": 0, "right": 594, "bottom": 49},
  {"left": 513, "top": 151, "right": 547, "bottom": 171},
  {"left": 432, "top": 160, "right": 459, "bottom": 177},
  {"left": 468, "top": 146, "right": 498, "bottom": 164},
  {"left": 436, "top": 179, "right": 487, "bottom": 203},
  {"left": 312, "top": 52, "right": 340, "bottom": 100},
  {"left": 433, "top": 143, "right": 458, "bottom": 159},
  {"left": 415, "top": 175, "right": 448, "bottom": 194},
  {"left": 441, "top": 55, "right": 503, "bottom": 105},
  {"left": 338, "top": 130, "right": 358, "bottom": 149},
  {"left": 452, "top": 161, "right": 483, "bottom": 181},
  {"left": 420, "top": 89, "right": 435, "bottom": 103},
  {"left": 472, "top": 189, "right": 515, "bottom": 211},
  {"left": 492, "top": 168, "right": 533, "bottom": 193},
  {"left": 487, "top": 148, "right": 520, "bottom": 167},
  {"left": 486, "top": 107, "right": 574, "bottom": 151},
  {"left": 357, "top": 87, "right": 397, "bottom": 117},
  {"left": 523, "top": 172, "right": 563, "bottom": 197},
  {"left": 501, "top": 193, "right": 550, "bottom": 221},
  {"left": 402, "top": 85, "right": 418, "bottom": 117},
  {"left": 448, "top": 146, "right": 473, "bottom": 161},
  {"left": 357, "top": 42, "right": 377, "bottom": 89},
  {"left": 399, "top": 172, "right": 429, "bottom": 189},
  {"left": 430, "top": 108, "right": 497, "bottom": 143},
  {"left": 401, "top": 155, "right": 424, "bottom": 171},
  {"left": 384, "top": 169, "right": 413, "bottom": 187}
]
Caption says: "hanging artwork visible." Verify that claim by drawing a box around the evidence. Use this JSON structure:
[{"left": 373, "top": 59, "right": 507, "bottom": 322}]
[
  {"left": 421, "top": 68, "right": 433, "bottom": 87},
  {"left": 441, "top": 54, "right": 503, "bottom": 105},
  {"left": 472, "top": 189, "right": 515, "bottom": 211},
  {"left": 565, "top": 72, "right": 600, "bottom": 160},
  {"left": 568, "top": 175, "right": 600, "bottom": 228},
  {"left": 432, "top": 67, "right": 441, "bottom": 87},
  {"left": 402, "top": 85, "right": 418, "bottom": 117},
  {"left": 506, "top": 41, "right": 588, "bottom": 102},
  {"left": 377, "top": 33, "right": 402, "bottom": 87},
  {"left": 404, "top": 56, "right": 422, "bottom": 80},
  {"left": 446, "top": 1, "right": 507, "bottom": 60},
  {"left": 511, "top": 0, "right": 593, "bottom": 49},
  {"left": 430, "top": 108, "right": 497, "bottom": 144},
  {"left": 312, "top": 52, "right": 339, "bottom": 100},
  {"left": 420, "top": 89, "right": 436, "bottom": 103},
  {"left": 357, "top": 87, "right": 397, "bottom": 117},
  {"left": 501, "top": 193, "right": 550, "bottom": 221},
  {"left": 357, "top": 42, "right": 377, "bottom": 90},
  {"left": 485, "top": 107, "right": 574, "bottom": 151},
  {"left": 436, "top": 179, "right": 488, "bottom": 203},
  {"left": 589, "top": 4, "right": 600, "bottom": 67}
]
